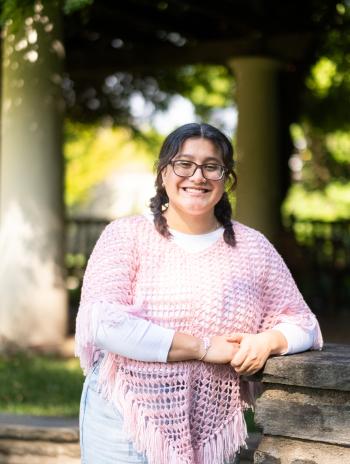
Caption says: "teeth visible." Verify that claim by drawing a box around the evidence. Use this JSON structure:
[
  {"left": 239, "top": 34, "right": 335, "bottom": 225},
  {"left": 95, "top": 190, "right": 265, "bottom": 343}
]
[{"left": 183, "top": 188, "right": 208, "bottom": 193}]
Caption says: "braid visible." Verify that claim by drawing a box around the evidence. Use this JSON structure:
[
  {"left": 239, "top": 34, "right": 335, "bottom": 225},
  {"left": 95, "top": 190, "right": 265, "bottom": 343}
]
[
  {"left": 149, "top": 184, "right": 171, "bottom": 239},
  {"left": 215, "top": 192, "right": 236, "bottom": 247}
]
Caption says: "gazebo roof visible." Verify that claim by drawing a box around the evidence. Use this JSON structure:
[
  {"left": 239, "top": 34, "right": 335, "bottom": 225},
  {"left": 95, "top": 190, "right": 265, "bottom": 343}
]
[
  {"left": 62, "top": 0, "right": 345, "bottom": 123},
  {"left": 65, "top": 0, "right": 338, "bottom": 76}
]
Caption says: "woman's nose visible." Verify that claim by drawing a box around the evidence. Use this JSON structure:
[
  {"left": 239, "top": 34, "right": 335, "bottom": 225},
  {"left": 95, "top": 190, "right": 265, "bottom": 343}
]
[{"left": 190, "top": 165, "right": 206, "bottom": 181}]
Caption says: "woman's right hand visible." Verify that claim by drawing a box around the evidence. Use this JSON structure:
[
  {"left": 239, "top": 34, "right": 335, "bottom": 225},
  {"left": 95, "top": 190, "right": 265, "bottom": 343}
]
[{"left": 203, "top": 336, "right": 240, "bottom": 364}]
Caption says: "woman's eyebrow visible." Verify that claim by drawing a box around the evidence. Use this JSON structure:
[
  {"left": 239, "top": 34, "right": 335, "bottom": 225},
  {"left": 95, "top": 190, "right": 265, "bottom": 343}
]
[{"left": 175, "top": 153, "right": 222, "bottom": 163}]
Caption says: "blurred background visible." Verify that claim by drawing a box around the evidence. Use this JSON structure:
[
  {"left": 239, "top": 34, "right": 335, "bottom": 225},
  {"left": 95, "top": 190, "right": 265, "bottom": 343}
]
[
  {"left": 62, "top": 0, "right": 350, "bottom": 342},
  {"left": 0, "top": 0, "right": 349, "bottom": 423}
]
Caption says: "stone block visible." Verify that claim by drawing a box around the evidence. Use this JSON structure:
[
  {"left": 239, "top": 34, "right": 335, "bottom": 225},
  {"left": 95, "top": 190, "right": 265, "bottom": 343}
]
[
  {"left": 254, "top": 435, "right": 350, "bottom": 464},
  {"left": 255, "top": 385, "right": 350, "bottom": 445}
]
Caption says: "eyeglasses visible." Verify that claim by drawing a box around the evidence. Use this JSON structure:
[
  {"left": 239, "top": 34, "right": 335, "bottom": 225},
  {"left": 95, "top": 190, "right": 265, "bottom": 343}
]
[{"left": 170, "top": 160, "right": 226, "bottom": 181}]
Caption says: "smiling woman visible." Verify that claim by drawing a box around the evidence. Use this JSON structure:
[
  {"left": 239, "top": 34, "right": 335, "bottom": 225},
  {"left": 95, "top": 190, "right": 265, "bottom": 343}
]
[
  {"left": 75, "top": 123, "right": 323, "bottom": 464},
  {"left": 161, "top": 137, "right": 226, "bottom": 231},
  {"left": 151, "top": 123, "right": 237, "bottom": 239}
]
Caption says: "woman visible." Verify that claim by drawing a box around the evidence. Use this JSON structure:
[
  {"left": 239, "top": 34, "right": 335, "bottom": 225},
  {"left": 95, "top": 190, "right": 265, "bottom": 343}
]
[{"left": 76, "top": 123, "right": 323, "bottom": 464}]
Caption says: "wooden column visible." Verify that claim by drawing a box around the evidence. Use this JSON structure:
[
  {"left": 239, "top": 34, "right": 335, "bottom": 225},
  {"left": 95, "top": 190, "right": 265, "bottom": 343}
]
[
  {"left": 229, "top": 57, "right": 281, "bottom": 242},
  {"left": 250, "top": 344, "right": 350, "bottom": 463},
  {"left": 0, "top": 1, "right": 67, "bottom": 349}
]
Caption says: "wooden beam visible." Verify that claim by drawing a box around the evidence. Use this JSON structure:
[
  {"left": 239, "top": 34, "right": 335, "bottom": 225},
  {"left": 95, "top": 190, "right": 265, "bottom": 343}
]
[{"left": 67, "top": 32, "right": 316, "bottom": 78}]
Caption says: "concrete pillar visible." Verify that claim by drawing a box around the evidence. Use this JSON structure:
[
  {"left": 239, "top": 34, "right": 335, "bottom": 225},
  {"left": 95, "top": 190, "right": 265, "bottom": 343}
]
[
  {"left": 0, "top": 1, "right": 67, "bottom": 349},
  {"left": 229, "top": 57, "right": 281, "bottom": 242}
]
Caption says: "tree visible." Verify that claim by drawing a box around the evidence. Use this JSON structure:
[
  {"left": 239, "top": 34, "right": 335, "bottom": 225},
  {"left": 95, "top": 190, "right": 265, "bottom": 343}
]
[{"left": 285, "top": 2, "right": 350, "bottom": 220}]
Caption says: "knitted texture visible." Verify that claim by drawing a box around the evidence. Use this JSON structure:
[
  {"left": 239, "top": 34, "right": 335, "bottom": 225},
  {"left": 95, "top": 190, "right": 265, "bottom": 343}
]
[{"left": 75, "top": 215, "right": 323, "bottom": 464}]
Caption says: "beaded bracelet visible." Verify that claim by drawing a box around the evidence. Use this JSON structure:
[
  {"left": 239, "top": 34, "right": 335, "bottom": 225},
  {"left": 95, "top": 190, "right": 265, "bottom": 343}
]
[{"left": 198, "top": 337, "right": 211, "bottom": 361}]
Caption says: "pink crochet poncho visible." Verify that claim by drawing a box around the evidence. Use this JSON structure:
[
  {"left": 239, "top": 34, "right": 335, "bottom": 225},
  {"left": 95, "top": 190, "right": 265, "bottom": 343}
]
[{"left": 75, "top": 215, "right": 323, "bottom": 464}]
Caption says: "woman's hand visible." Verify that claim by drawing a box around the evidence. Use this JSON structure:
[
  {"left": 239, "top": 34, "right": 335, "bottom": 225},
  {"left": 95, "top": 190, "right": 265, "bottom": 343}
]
[
  {"left": 227, "top": 330, "right": 288, "bottom": 375},
  {"left": 204, "top": 336, "right": 240, "bottom": 364}
]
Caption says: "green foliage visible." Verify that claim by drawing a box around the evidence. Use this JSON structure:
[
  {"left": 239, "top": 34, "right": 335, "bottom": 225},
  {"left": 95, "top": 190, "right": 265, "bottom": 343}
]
[
  {"left": 326, "top": 131, "right": 350, "bottom": 164},
  {"left": 0, "top": 353, "right": 83, "bottom": 416},
  {"left": 306, "top": 57, "right": 338, "bottom": 98},
  {"left": 0, "top": 0, "right": 33, "bottom": 28},
  {"left": 66, "top": 64, "right": 234, "bottom": 128},
  {"left": 284, "top": 124, "right": 350, "bottom": 221},
  {"left": 173, "top": 65, "right": 234, "bottom": 120},
  {"left": 63, "top": 0, "right": 93, "bottom": 14},
  {"left": 244, "top": 408, "right": 259, "bottom": 433},
  {"left": 301, "top": 1, "right": 350, "bottom": 132},
  {"left": 283, "top": 183, "right": 350, "bottom": 221},
  {"left": 293, "top": 2, "right": 350, "bottom": 221},
  {"left": 289, "top": 6, "right": 350, "bottom": 222},
  {"left": 64, "top": 121, "right": 158, "bottom": 210},
  {"left": 0, "top": 0, "right": 93, "bottom": 27}
]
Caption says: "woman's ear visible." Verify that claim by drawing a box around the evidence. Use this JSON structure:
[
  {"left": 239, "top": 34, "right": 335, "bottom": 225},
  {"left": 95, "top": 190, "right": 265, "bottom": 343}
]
[{"left": 161, "top": 166, "right": 168, "bottom": 185}]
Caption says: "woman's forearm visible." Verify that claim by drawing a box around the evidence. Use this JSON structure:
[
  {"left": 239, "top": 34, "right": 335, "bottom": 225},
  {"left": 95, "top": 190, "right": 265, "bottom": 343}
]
[
  {"left": 167, "top": 332, "right": 202, "bottom": 361},
  {"left": 92, "top": 301, "right": 238, "bottom": 364},
  {"left": 167, "top": 333, "right": 239, "bottom": 363},
  {"left": 93, "top": 304, "right": 203, "bottom": 362}
]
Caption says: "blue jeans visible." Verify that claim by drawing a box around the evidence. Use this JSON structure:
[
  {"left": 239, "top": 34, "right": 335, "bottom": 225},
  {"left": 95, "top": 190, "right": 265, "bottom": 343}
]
[
  {"left": 79, "top": 363, "right": 240, "bottom": 463},
  {"left": 79, "top": 363, "right": 147, "bottom": 463}
]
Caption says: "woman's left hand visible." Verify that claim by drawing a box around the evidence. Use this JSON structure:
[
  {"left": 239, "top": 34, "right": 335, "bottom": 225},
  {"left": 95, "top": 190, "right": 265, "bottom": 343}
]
[{"left": 227, "top": 330, "right": 287, "bottom": 376}]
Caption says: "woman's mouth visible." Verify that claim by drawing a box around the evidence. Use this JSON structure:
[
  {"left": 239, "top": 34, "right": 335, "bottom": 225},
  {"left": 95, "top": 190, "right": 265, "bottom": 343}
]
[{"left": 182, "top": 187, "right": 210, "bottom": 194}]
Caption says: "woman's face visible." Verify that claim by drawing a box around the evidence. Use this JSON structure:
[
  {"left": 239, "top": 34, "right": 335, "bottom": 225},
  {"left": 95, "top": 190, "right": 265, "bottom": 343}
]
[{"left": 161, "top": 137, "right": 225, "bottom": 218}]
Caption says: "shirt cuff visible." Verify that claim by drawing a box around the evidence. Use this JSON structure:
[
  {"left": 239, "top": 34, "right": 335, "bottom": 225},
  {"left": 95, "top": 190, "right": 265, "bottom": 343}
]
[
  {"left": 148, "top": 324, "right": 175, "bottom": 363},
  {"left": 272, "top": 322, "right": 316, "bottom": 355}
]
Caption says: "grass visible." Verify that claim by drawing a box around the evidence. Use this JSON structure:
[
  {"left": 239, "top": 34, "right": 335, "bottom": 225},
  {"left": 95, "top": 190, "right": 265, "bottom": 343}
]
[
  {"left": 0, "top": 353, "right": 84, "bottom": 417},
  {"left": 245, "top": 408, "right": 259, "bottom": 433}
]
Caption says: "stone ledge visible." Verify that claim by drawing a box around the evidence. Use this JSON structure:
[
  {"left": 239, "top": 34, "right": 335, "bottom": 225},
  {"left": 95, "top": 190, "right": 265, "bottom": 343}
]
[
  {"left": 252, "top": 343, "right": 350, "bottom": 463},
  {"left": 0, "top": 415, "right": 80, "bottom": 463},
  {"left": 0, "top": 452, "right": 80, "bottom": 464},
  {"left": 254, "top": 435, "right": 350, "bottom": 464},
  {"left": 249, "top": 343, "right": 350, "bottom": 391},
  {"left": 0, "top": 440, "right": 80, "bottom": 458},
  {"left": 0, "top": 415, "right": 78, "bottom": 443}
]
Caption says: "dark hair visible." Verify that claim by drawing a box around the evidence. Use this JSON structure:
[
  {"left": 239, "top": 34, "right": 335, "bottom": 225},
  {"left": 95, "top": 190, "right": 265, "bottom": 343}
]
[{"left": 149, "top": 123, "right": 237, "bottom": 246}]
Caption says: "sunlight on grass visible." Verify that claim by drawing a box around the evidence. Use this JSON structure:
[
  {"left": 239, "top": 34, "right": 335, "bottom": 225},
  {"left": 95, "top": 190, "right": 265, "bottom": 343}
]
[{"left": 0, "top": 353, "right": 84, "bottom": 417}]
